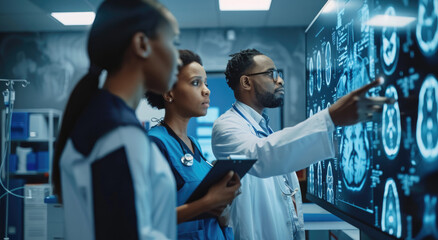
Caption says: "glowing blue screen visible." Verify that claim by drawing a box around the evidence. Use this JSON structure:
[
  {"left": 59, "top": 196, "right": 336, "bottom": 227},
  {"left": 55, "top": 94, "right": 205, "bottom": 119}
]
[{"left": 306, "top": 0, "right": 438, "bottom": 238}]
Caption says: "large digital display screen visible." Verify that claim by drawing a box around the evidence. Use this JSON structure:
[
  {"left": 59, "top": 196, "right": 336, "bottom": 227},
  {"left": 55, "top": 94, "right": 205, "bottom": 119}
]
[{"left": 305, "top": 0, "right": 438, "bottom": 239}]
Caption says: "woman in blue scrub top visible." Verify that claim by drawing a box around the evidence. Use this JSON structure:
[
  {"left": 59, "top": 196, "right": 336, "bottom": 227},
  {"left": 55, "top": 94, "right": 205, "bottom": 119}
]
[{"left": 146, "top": 49, "right": 241, "bottom": 239}]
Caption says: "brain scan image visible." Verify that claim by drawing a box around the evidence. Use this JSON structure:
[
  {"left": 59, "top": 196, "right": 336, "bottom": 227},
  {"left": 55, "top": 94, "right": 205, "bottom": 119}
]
[
  {"left": 381, "top": 6, "right": 400, "bottom": 75},
  {"left": 305, "top": 0, "right": 438, "bottom": 238},
  {"left": 326, "top": 162, "right": 334, "bottom": 204},
  {"left": 416, "top": 0, "right": 438, "bottom": 56},
  {"left": 317, "top": 50, "right": 322, "bottom": 92},
  {"left": 309, "top": 57, "right": 314, "bottom": 96},
  {"left": 416, "top": 75, "right": 438, "bottom": 162},
  {"left": 340, "top": 123, "right": 370, "bottom": 191},
  {"left": 381, "top": 178, "right": 402, "bottom": 238},
  {"left": 325, "top": 42, "right": 332, "bottom": 86},
  {"left": 309, "top": 164, "right": 315, "bottom": 194},
  {"left": 415, "top": 195, "right": 438, "bottom": 239},
  {"left": 318, "top": 161, "right": 323, "bottom": 198},
  {"left": 382, "top": 85, "right": 402, "bottom": 160},
  {"left": 336, "top": 56, "right": 370, "bottom": 99}
]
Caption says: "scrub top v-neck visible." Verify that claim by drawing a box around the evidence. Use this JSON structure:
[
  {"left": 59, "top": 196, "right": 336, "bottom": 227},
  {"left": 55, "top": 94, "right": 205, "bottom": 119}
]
[{"left": 149, "top": 124, "right": 233, "bottom": 240}]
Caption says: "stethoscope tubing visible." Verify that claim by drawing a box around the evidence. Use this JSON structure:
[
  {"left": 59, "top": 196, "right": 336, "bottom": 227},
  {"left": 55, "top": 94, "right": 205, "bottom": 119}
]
[{"left": 232, "top": 104, "right": 273, "bottom": 137}]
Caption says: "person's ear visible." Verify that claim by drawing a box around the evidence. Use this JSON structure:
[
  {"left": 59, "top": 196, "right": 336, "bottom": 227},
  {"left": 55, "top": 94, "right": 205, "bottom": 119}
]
[
  {"left": 240, "top": 75, "right": 251, "bottom": 91},
  {"left": 163, "top": 91, "right": 174, "bottom": 103},
  {"left": 132, "top": 32, "right": 152, "bottom": 59}
]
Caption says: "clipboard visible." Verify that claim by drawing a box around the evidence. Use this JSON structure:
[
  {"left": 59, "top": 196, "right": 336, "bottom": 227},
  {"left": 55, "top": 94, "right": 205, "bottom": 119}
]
[{"left": 185, "top": 158, "right": 257, "bottom": 204}]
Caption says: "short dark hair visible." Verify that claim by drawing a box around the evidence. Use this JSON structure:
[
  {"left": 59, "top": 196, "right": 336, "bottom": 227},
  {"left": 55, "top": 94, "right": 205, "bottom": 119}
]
[
  {"left": 224, "top": 49, "right": 263, "bottom": 91},
  {"left": 146, "top": 49, "right": 203, "bottom": 109}
]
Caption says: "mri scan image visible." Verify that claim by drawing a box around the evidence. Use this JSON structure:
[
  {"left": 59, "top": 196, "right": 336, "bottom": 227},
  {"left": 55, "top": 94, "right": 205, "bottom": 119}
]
[
  {"left": 309, "top": 164, "right": 315, "bottom": 194},
  {"left": 306, "top": 0, "right": 438, "bottom": 238},
  {"left": 309, "top": 57, "right": 314, "bottom": 96},
  {"left": 381, "top": 6, "right": 400, "bottom": 75},
  {"left": 326, "top": 162, "right": 334, "bottom": 204},
  {"left": 325, "top": 42, "right": 332, "bottom": 86},
  {"left": 416, "top": 0, "right": 438, "bottom": 56},
  {"left": 416, "top": 75, "right": 438, "bottom": 162},
  {"left": 382, "top": 85, "right": 402, "bottom": 160},
  {"left": 340, "top": 124, "right": 370, "bottom": 191},
  {"left": 381, "top": 178, "right": 402, "bottom": 238},
  {"left": 336, "top": 56, "right": 370, "bottom": 99},
  {"left": 415, "top": 195, "right": 438, "bottom": 239},
  {"left": 318, "top": 161, "right": 323, "bottom": 198},
  {"left": 317, "top": 50, "right": 322, "bottom": 92}
]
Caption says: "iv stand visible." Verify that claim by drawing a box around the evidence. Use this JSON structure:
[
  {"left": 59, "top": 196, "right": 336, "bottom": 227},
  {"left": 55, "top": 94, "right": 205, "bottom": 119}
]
[{"left": 0, "top": 79, "right": 29, "bottom": 240}]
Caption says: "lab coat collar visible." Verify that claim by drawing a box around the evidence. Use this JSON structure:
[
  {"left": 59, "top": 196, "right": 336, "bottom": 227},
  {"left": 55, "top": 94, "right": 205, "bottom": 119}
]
[{"left": 234, "top": 101, "right": 271, "bottom": 135}]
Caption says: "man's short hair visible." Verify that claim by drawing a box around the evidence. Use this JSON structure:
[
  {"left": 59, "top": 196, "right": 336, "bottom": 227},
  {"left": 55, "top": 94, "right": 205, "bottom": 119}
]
[
  {"left": 224, "top": 49, "right": 263, "bottom": 91},
  {"left": 145, "top": 49, "right": 203, "bottom": 109}
]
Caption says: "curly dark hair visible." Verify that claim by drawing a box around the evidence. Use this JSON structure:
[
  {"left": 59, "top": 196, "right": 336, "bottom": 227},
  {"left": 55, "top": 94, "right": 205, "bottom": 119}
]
[
  {"left": 224, "top": 49, "right": 263, "bottom": 91},
  {"left": 145, "top": 49, "right": 203, "bottom": 109}
]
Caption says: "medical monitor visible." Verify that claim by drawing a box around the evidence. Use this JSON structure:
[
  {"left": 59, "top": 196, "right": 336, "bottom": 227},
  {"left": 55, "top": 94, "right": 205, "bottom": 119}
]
[{"left": 305, "top": 0, "right": 438, "bottom": 239}]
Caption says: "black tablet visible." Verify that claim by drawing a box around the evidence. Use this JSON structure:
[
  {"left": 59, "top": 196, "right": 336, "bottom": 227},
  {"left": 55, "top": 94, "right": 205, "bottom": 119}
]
[{"left": 185, "top": 159, "right": 257, "bottom": 204}]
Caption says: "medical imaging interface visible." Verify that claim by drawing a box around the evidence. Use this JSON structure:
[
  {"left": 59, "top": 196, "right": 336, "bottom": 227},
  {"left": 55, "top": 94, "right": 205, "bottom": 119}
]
[{"left": 305, "top": 0, "right": 438, "bottom": 239}]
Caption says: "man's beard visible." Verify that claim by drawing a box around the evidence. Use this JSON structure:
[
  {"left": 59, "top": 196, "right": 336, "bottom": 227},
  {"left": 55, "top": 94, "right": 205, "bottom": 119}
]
[{"left": 254, "top": 84, "right": 284, "bottom": 108}]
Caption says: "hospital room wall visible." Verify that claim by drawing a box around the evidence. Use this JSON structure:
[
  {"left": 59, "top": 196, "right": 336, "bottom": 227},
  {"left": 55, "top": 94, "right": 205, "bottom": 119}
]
[{"left": 0, "top": 27, "right": 306, "bottom": 129}]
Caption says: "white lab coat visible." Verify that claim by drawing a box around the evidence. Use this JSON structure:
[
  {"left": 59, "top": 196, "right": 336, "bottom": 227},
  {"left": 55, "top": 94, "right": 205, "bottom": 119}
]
[{"left": 212, "top": 101, "right": 335, "bottom": 240}]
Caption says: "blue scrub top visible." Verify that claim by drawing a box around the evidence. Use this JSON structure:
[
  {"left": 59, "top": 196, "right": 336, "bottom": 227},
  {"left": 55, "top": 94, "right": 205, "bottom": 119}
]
[{"left": 149, "top": 125, "right": 233, "bottom": 240}]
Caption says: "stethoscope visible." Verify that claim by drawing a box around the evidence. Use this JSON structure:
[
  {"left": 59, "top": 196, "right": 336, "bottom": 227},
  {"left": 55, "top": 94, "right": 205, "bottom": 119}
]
[
  {"left": 233, "top": 104, "right": 298, "bottom": 197},
  {"left": 232, "top": 104, "right": 273, "bottom": 137},
  {"left": 161, "top": 121, "right": 213, "bottom": 167}
]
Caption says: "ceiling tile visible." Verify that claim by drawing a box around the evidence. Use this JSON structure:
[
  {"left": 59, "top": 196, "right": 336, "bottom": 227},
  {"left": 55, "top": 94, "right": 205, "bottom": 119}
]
[
  {"left": 0, "top": 0, "right": 44, "bottom": 14},
  {"left": 162, "top": 0, "right": 219, "bottom": 28},
  {"left": 29, "top": 0, "right": 94, "bottom": 12},
  {"left": 0, "top": 0, "right": 326, "bottom": 31},
  {"left": 266, "top": 0, "right": 326, "bottom": 27},
  {"left": 219, "top": 11, "right": 268, "bottom": 27}
]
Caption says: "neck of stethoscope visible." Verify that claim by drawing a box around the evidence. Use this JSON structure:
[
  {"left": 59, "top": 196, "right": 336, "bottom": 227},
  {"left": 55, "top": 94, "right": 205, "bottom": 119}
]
[
  {"left": 232, "top": 104, "right": 273, "bottom": 137},
  {"left": 160, "top": 121, "right": 210, "bottom": 164}
]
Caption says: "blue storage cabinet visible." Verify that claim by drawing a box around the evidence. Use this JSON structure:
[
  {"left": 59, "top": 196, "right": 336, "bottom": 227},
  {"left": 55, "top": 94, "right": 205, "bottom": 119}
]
[{"left": 11, "top": 112, "right": 29, "bottom": 140}]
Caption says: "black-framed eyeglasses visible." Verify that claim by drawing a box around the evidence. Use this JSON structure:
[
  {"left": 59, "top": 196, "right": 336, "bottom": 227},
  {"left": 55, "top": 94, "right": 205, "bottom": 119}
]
[{"left": 245, "top": 69, "right": 283, "bottom": 82}]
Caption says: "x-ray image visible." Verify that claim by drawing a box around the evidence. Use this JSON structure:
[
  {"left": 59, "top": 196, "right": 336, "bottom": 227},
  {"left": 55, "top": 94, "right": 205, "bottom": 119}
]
[
  {"left": 382, "top": 85, "right": 402, "bottom": 160},
  {"left": 326, "top": 162, "right": 334, "bottom": 204},
  {"left": 414, "top": 195, "right": 438, "bottom": 239},
  {"left": 309, "top": 164, "right": 315, "bottom": 194},
  {"left": 317, "top": 50, "right": 322, "bottom": 92},
  {"left": 416, "top": 75, "right": 438, "bottom": 162},
  {"left": 318, "top": 161, "right": 323, "bottom": 198},
  {"left": 309, "top": 57, "right": 314, "bottom": 96},
  {"left": 325, "top": 42, "right": 332, "bottom": 86},
  {"left": 416, "top": 0, "right": 438, "bottom": 56},
  {"left": 340, "top": 124, "right": 370, "bottom": 191},
  {"left": 381, "top": 6, "right": 400, "bottom": 75},
  {"left": 381, "top": 178, "right": 402, "bottom": 238}
]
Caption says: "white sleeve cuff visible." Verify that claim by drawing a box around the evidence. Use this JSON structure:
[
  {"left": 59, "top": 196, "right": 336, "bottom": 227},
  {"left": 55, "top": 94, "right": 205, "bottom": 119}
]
[{"left": 320, "top": 108, "right": 335, "bottom": 133}]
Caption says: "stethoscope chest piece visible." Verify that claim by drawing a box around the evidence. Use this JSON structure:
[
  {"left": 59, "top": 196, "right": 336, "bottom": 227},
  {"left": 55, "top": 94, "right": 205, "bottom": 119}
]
[{"left": 181, "top": 153, "right": 194, "bottom": 167}]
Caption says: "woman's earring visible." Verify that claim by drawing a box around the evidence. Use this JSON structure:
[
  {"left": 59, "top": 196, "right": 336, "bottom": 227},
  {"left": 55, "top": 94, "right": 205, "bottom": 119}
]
[{"left": 167, "top": 98, "right": 173, "bottom": 103}]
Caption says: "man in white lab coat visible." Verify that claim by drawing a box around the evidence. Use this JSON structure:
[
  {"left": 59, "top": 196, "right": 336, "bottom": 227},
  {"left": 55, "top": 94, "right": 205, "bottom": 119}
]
[{"left": 211, "top": 49, "right": 390, "bottom": 239}]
